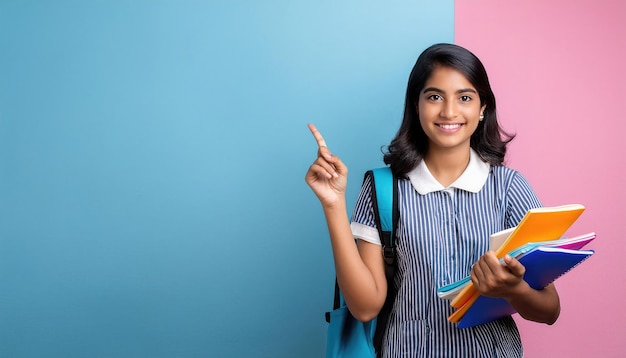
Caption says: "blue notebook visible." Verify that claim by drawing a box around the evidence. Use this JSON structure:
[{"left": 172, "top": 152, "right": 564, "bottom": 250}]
[
  {"left": 438, "top": 232, "right": 596, "bottom": 301},
  {"left": 456, "top": 246, "right": 594, "bottom": 328}
]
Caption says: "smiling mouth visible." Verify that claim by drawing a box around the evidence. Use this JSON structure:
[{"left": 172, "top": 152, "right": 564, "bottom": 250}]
[{"left": 436, "top": 123, "right": 463, "bottom": 130}]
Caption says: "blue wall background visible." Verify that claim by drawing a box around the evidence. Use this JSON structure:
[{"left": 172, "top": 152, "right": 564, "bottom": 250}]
[{"left": 0, "top": 1, "right": 452, "bottom": 357}]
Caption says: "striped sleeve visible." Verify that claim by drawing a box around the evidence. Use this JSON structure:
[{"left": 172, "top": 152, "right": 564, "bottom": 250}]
[
  {"left": 349, "top": 173, "right": 382, "bottom": 245},
  {"left": 505, "top": 170, "right": 543, "bottom": 227}
]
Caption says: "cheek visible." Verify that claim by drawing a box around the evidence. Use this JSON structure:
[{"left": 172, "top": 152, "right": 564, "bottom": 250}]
[
  {"left": 417, "top": 101, "right": 437, "bottom": 119},
  {"left": 466, "top": 103, "right": 482, "bottom": 116},
  {"left": 417, "top": 108, "right": 431, "bottom": 130},
  {"left": 459, "top": 108, "right": 480, "bottom": 124}
]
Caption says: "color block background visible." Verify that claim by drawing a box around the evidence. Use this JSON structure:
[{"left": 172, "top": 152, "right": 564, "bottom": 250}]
[
  {"left": 0, "top": 1, "right": 453, "bottom": 357},
  {"left": 456, "top": 1, "right": 626, "bottom": 357},
  {"left": 0, "top": 0, "right": 623, "bottom": 357}
]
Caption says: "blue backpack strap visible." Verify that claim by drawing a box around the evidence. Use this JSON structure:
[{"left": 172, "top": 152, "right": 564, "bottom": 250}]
[
  {"left": 370, "top": 168, "right": 394, "bottom": 233},
  {"left": 366, "top": 167, "right": 399, "bottom": 357},
  {"left": 367, "top": 167, "right": 398, "bottom": 266}
]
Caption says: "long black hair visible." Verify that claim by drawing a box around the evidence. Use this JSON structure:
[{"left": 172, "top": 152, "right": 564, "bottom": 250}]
[{"left": 383, "top": 43, "right": 514, "bottom": 176}]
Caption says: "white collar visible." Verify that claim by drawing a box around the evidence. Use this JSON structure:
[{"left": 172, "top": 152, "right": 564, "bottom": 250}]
[{"left": 407, "top": 149, "right": 491, "bottom": 195}]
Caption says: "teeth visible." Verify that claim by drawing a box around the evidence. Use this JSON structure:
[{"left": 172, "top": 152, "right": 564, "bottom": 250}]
[{"left": 439, "top": 124, "right": 461, "bottom": 129}]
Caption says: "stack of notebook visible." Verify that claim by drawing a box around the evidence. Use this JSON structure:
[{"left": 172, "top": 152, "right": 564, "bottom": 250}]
[{"left": 438, "top": 204, "right": 595, "bottom": 328}]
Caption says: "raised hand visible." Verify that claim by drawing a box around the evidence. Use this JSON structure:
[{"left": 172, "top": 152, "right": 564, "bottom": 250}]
[{"left": 304, "top": 123, "right": 348, "bottom": 207}]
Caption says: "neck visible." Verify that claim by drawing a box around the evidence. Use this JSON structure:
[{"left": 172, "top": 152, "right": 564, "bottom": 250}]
[{"left": 423, "top": 147, "right": 471, "bottom": 187}]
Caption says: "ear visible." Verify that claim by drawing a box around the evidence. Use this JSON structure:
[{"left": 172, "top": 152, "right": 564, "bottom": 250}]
[{"left": 480, "top": 104, "right": 487, "bottom": 116}]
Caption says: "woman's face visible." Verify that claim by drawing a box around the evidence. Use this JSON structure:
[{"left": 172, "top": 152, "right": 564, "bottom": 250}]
[{"left": 417, "top": 65, "right": 486, "bottom": 154}]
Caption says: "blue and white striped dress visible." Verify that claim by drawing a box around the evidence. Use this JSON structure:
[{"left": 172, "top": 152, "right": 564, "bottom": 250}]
[{"left": 350, "top": 152, "right": 542, "bottom": 357}]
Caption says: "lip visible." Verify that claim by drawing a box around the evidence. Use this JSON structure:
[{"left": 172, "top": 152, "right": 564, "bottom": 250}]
[{"left": 435, "top": 123, "right": 464, "bottom": 133}]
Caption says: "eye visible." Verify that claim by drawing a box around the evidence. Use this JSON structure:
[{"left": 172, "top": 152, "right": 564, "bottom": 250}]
[
  {"left": 460, "top": 95, "right": 472, "bottom": 102},
  {"left": 427, "top": 94, "right": 443, "bottom": 101}
]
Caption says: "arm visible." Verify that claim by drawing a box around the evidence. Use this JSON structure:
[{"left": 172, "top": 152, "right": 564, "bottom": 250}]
[
  {"left": 305, "top": 124, "right": 387, "bottom": 322},
  {"left": 471, "top": 251, "right": 560, "bottom": 324},
  {"left": 477, "top": 170, "right": 560, "bottom": 324}
]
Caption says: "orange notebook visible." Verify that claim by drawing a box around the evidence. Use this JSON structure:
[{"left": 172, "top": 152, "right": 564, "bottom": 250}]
[{"left": 448, "top": 204, "right": 586, "bottom": 322}]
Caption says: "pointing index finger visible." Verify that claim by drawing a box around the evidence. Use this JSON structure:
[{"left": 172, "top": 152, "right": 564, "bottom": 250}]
[{"left": 308, "top": 123, "right": 328, "bottom": 148}]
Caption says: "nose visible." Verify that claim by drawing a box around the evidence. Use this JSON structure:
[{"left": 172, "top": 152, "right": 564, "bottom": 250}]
[{"left": 440, "top": 100, "right": 458, "bottom": 119}]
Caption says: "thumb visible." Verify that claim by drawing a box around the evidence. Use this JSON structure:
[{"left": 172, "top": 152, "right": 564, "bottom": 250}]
[{"left": 503, "top": 255, "right": 525, "bottom": 277}]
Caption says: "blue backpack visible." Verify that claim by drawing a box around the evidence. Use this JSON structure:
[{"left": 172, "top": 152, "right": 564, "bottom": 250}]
[{"left": 325, "top": 167, "right": 399, "bottom": 358}]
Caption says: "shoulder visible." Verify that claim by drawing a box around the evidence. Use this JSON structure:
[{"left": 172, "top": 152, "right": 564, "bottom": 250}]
[
  {"left": 487, "top": 166, "right": 540, "bottom": 204},
  {"left": 489, "top": 165, "right": 530, "bottom": 187},
  {"left": 491, "top": 166, "right": 542, "bottom": 215},
  {"left": 490, "top": 165, "right": 519, "bottom": 178}
]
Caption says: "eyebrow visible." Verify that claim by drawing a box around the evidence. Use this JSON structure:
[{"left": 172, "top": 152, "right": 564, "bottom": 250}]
[{"left": 422, "top": 87, "right": 478, "bottom": 95}]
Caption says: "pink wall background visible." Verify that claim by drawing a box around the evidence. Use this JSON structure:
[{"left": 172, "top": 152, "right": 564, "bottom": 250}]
[{"left": 456, "top": 0, "right": 626, "bottom": 356}]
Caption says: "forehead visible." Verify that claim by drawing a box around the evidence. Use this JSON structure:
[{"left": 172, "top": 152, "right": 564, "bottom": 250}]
[{"left": 423, "top": 65, "right": 475, "bottom": 91}]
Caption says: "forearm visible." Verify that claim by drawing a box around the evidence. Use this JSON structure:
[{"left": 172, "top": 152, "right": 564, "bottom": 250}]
[
  {"left": 505, "top": 282, "right": 560, "bottom": 324},
  {"left": 323, "top": 201, "right": 386, "bottom": 321}
]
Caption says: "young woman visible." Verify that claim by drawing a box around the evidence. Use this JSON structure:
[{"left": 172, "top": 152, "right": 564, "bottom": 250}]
[{"left": 305, "top": 43, "right": 560, "bottom": 357}]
